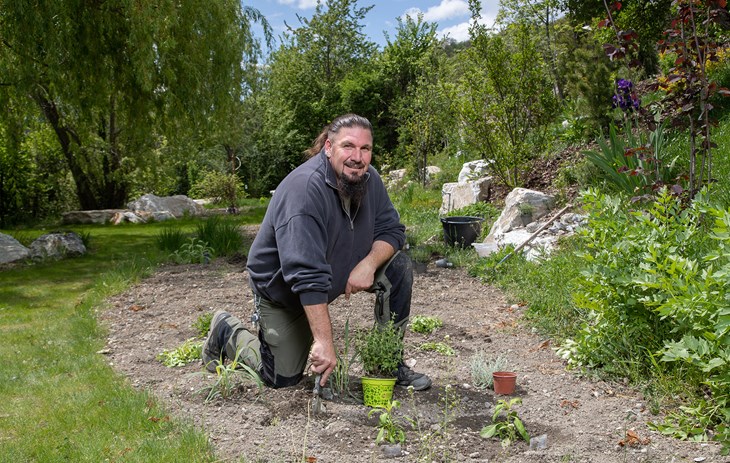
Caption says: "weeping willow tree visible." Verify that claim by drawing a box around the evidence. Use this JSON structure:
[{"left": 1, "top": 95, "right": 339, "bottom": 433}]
[{"left": 0, "top": 0, "right": 269, "bottom": 210}]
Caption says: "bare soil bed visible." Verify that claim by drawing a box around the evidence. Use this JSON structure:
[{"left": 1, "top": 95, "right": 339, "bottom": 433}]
[{"left": 101, "top": 255, "right": 725, "bottom": 462}]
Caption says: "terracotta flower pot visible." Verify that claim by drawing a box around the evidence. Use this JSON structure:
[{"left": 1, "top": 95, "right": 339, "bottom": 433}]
[{"left": 492, "top": 371, "right": 517, "bottom": 395}]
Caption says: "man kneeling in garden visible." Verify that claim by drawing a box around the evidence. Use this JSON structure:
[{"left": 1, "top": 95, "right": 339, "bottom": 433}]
[{"left": 202, "top": 113, "right": 431, "bottom": 391}]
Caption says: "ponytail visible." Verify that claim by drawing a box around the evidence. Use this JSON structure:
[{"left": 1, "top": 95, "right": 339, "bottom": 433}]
[{"left": 304, "top": 114, "right": 373, "bottom": 158}]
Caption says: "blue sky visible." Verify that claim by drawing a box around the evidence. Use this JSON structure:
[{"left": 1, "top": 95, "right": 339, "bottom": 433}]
[{"left": 247, "top": 0, "right": 501, "bottom": 50}]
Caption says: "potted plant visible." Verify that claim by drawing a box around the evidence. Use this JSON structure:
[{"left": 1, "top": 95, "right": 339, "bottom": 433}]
[{"left": 356, "top": 320, "right": 403, "bottom": 408}]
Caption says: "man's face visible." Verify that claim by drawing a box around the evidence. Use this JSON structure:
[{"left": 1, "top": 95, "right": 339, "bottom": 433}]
[{"left": 325, "top": 127, "right": 373, "bottom": 184}]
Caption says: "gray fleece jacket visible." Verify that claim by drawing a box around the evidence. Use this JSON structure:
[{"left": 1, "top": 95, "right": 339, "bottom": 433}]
[{"left": 246, "top": 150, "right": 406, "bottom": 310}]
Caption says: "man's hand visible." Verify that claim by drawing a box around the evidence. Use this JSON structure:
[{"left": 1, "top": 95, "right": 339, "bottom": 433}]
[
  {"left": 309, "top": 338, "right": 337, "bottom": 386},
  {"left": 345, "top": 259, "right": 376, "bottom": 299},
  {"left": 303, "top": 303, "right": 337, "bottom": 387},
  {"left": 344, "top": 240, "right": 395, "bottom": 299}
]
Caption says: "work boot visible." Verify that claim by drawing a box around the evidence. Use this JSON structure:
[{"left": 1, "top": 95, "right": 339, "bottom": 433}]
[
  {"left": 202, "top": 310, "right": 234, "bottom": 373},
  {"left": 395, "top": 364, "right": 432, "bottom": 391}
]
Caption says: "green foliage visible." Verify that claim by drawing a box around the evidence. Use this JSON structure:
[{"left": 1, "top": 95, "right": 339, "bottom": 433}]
[
  {"left": 480, "top": 398, "right": 530, "bottom": 448},
  {"left": 155, "top": 226, "right": 189, "bottom": 254},
  {"left": 171, "top": 238, "right": 213, "bottom": 265},
  {"left": 470, "top": 352, "right": 509, "bottom": 390},
  {"left": 409, "top": 315, "right": 443, "bottom": 334},
  {"left": 0, "top": 0, "right": 269, "bottom": 210},
  {"left": 469, "top": 239, "right": 584, "bottom": 341},
  {"left": 368, "top": 399, "right": 406, "bottom": 445},
  {"left": 584, "top": 122, "right": 678, "bottom": 197},
  {"left": 157, "top": 338, "right": 203, "bottom": 367},
  {"left": 556, "top": 188, "right": 729, "bottom": 449},
  {"left": 198, "top": 345, "right": 263, "bottom": 402},
  {"left": 194, "top": 216, "right": 244, "bottom": 257},
  {"left": 189, "top": 171, "right": 246, "bottom": 206},
  {"left": 419, "top": 339, "right": 455, "bottom": 356},
  {"left": 0, "top": 119, "right": 78, "bottom": 227},
  {"left": 193, "top": 312, "right": 214, "bottom": 339},
  {"left": 456, "top": 5, "right": 558, "bottom": 187},
  {"left": 356, "top": 320, "right": 404, "bottom": 377}
]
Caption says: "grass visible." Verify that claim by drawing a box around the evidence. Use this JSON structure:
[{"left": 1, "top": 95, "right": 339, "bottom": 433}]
[{"left": 0, "top": 208, "right": 265, "bottom": 462}]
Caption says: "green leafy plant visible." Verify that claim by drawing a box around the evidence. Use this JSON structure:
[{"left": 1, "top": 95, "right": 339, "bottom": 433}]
[
  {"left": 470, "top": 352, "right": 509, "bottom": 390},
  {"left": 198, "top": 345, "right": 262, "bottom": 402},
  {"left": 368, "top": 399, "right": 406, "bottom": 445},
  {"left": 192, "top": 312, "right": 213, "bottom": 338},
  {"left": 410, "top": 315, "right": 443, "bottom": 334},
  {"left": 157, "top": 338, "right": 203, "bottom": 367},
  {"left": 480, "top": 398, "right": 530, "bottom": 448},
  {"left": 419, "top": 337, "right": 455, "bottom": 356},
  {"left": 356, "top": 320, "right": 404, "bottom": 378},
  {"left": 170, "top": 238, "right": 213, "bottom": 264}
]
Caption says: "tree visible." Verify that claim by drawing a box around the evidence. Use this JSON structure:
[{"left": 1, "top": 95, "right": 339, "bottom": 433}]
[
  {"left": 498, "top": 0, "right": 566, "bottom": 99},
  {"left": 265, "top": 0, "right": 377, "bottom": 162},
  {"left": 376, "top": 14, "right": 442, "bottom": 157},
  {"left": 0, "top": 1, "right": 268, "bottom": 210},
  {"left": 456, "top": 0, "right": 558, "bottom": 188},
  {"left": 560, "top": 0, "right": 673, "bottom": 74}
]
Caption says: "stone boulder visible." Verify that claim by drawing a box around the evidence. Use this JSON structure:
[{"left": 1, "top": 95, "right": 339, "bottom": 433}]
[
  {"left": 440, "top": 177, "right": 492, "bottom": 215},
  {"left": 425, "top": 166, "right": 442, "bottom": 184},
  {"left": 111, "top": 211, "right": 147, "bottom": 225},
  {"left": 488, "top": 188, "right": 555, "bottom": 237},
  {"left": 0, "top": 233, "right": 30, "bottom": 264},
  {"left": 458, "top": 159, "right": 493, "bottom": 184},
  {"left": 29, "top": 232, "right": 86, "bottom": 260},
  {"left": 385, "top": 166, "right": 441, "bottom": 189},
  {"left": 62, "top": 209, "right": 126, "bottom": 225},
  {"left": 127, "top": 194, "right": 204, "bottom": 218}
]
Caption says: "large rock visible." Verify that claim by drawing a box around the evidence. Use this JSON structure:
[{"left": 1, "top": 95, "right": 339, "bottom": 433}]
[
  {"left": 0, "top": 233, "right": 30, "bottom": 264},
  {"left": 29, "top": 232, "right": 86, "bottom": 260},
  {"left": 62, "top": 209, "right": 126, "bottom": 225},
  {"left": 488, "top": 188, "right": 555, "bottom": 237},
  {"left": 440, "top": 177, "right": 492, "bottom": 215},
  {"left": 458, "top": 160, "right": 493, "bottom": 184},
  {"left": 127, "top": 194, "right": 204, "bottom": 218}
]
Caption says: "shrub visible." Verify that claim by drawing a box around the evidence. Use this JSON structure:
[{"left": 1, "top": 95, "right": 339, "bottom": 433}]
[
  {"left": 194, "top": 216, "right": 243, "bottom": 257},
  {"left": 189, "top": 171, "right": 245, "bottom": 206}
]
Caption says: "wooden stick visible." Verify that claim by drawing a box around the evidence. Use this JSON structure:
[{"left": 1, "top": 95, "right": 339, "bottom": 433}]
[{"left": 496, "top": 203, "right": 573, "bottom": 267}]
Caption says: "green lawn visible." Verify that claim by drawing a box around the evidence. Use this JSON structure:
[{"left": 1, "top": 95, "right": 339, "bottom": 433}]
[{"left": 0, "top": 211, "right": 263, "bottom": 462}]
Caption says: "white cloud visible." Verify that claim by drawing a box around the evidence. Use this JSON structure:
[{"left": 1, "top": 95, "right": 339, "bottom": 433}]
[
  {"left": 404, "top": 0, "right": 470, "bottom": 22},
  {"left": 276, "top": 0, "right": 317, "bottom": 9},
  {"left": 437, "top": 13, "right": 496, "bottom": 42}
]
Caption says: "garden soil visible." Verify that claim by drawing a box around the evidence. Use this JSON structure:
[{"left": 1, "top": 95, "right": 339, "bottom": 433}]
[{"left": 101, "top": 242, "right": 726, "bottom": 462}]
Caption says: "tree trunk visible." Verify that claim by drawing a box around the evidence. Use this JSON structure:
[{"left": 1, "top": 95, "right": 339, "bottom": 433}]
[
  {"left": 33, "top": 90, "right": 99, "bottom": 210},
  {"left": 33, "top": 88, "right": 128, "bottom": 210}
]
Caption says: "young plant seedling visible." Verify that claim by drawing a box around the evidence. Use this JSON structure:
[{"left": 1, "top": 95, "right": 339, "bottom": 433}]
[
  {"left": 368, "top": 399, "right": 406, "bottom": 445},
  {"left": 481, "top": 398, "right": 530, "bottom": 448}
]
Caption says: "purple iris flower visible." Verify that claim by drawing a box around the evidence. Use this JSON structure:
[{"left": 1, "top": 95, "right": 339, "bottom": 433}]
[{"left": 612, "top": 78, "right": 640, "bottom": 112}]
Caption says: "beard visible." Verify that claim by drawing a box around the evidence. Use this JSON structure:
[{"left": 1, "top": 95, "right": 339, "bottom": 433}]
[{"left": 336, "top": 169, "right": 368, "bottom": 205}]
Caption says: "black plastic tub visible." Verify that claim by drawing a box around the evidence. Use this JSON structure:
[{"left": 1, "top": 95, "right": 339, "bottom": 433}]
[{"left": 440, "top": 216, "right": 485, "bottom": 248}]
